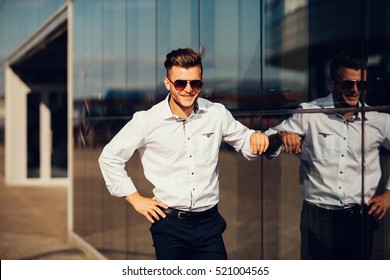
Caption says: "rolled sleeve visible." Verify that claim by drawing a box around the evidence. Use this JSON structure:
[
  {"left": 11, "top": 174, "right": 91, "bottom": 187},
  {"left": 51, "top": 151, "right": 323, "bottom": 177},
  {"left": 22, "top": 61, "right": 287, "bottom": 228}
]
[
  {"left": 241, "top": 129, "right": 259, "bottom": 160},
  {"left": 98, "top": 145, "right": 138, "bottom": 197}
]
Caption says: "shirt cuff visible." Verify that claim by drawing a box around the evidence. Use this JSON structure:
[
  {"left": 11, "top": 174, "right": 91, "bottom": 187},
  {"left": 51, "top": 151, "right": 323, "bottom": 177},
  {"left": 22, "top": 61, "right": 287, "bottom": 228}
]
[
  {"left": 107, "top": 176, "right": 138, "bottom": 197},
  {"left": 242, "top": 129, "right": 258, "bottom": 160}
]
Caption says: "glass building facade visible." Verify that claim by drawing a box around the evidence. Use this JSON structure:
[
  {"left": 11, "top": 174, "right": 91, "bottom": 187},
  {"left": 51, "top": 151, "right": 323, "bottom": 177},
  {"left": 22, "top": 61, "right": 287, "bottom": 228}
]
[{"left": 0, "top": 0, "right": 389, "bottom": 259}]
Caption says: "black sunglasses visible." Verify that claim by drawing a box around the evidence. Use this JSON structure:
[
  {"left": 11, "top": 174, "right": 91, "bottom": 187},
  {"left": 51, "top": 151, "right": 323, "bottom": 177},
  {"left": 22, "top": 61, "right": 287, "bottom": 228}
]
[
  {"left": 334, "top": 80, "right": 367, "bottom": 91},
  {"left": 167, "top": 78, "right": 203, "bottom": 93}
]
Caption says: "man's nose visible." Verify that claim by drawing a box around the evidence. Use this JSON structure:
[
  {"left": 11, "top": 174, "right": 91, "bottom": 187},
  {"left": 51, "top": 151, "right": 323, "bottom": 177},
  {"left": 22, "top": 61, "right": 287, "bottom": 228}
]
[
  {"left": 351, "top": 81, "right": 360, "bottom": 93},
  {"left": 184, "top": 81, "right": 193, "bottom": 92}
]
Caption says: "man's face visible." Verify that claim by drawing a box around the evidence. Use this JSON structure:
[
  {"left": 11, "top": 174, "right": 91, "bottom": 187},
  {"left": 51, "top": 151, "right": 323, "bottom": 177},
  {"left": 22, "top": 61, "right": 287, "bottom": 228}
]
[
  {"left": 164, "top": 65, "right": 202, "bottom": 117},
  {"left": 329, "top": 67, "right": 367, "bottom": 108}
]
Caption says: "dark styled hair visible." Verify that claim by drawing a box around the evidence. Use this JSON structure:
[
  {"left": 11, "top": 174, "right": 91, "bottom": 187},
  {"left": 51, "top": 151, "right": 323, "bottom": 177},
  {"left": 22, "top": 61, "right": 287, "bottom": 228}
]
[
  {"left": 164, "top": 48, "right": 203, "bottom": 78},
  {"left": 330, "top": 50, "right": 368, "bottom": 80}
]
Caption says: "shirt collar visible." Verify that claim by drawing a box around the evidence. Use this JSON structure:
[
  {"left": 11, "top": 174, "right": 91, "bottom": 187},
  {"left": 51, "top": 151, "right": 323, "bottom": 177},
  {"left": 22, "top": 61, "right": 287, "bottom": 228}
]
[
  {"left": 161, "top": 94, "right": 207, "bottom": 120},
  {"left": 318, "top": 93, "right": 335, "bottom": 109},
  {"left": 321, "top": 92, "right": 369, "bottom": 120}
]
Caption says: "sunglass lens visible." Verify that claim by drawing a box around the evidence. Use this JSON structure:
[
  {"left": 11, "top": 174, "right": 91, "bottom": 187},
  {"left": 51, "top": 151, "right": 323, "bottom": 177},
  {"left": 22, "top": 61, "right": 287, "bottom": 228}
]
[
  {"left": 190, "top": 80, "right": 203, "bottom": 92},
  {"left": 173, "top": 80, "right": 203, "bottom": 92},
  {"left": 173, "top": 80, "right": 187, "bottom": 91},
  {"left": 340, "top": 80, "right": 354, "bottom": 89},
  {"left": 340, "top": 80, "right": 367, "bottom": 90}
]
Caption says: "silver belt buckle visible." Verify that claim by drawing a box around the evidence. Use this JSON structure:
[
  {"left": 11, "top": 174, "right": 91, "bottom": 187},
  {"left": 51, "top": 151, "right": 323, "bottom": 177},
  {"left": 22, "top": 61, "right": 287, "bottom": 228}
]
[{"left": 178, "top": 211, "right": 188, "bottom": 220}]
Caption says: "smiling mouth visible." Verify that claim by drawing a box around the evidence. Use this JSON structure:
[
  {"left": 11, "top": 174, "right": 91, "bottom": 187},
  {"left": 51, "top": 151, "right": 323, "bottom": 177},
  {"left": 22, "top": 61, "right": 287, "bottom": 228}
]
[
  {"left": 345, "top": 96, "right": 360, "bottom": 104},
  {"left": 179, "top": 93, "right": 196, "bottom": 98},
  {"left": 345, "top": 93, "right": 359, "bottom": 98}
]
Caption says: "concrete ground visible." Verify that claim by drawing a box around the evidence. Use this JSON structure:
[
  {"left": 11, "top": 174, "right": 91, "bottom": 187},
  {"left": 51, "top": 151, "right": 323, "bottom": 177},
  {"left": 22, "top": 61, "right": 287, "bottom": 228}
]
[{"left": 0, "top": 181, "right": 90, "bottom": 260}]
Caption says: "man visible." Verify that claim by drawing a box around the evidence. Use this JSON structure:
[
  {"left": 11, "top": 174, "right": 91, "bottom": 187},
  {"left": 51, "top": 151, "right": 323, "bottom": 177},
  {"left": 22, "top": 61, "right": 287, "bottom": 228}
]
[
  {"left": 98, "top": 47, "right": 269, "bottom": 260},
  {"left": 266, "top": 49, "right": 390, "bottom": 259}
]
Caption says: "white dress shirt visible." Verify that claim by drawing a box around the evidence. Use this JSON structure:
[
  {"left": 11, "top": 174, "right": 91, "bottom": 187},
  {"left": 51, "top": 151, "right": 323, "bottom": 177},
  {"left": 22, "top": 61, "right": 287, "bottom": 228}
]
[
  {"left": 98, "top": 95, "right": 257, "bottom": 212},
  {"left": 267, "top": 93, "right": 390, "bottom": 208}
]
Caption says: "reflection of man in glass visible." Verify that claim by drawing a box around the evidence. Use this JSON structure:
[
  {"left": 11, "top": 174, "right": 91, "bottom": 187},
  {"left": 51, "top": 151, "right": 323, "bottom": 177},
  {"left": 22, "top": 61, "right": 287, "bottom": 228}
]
[
  {"left": 98, "top": 48, "right": 269, "bottom": 260},
  {"left": 266, "top": 50, "right": 390, "bottom": 259}
]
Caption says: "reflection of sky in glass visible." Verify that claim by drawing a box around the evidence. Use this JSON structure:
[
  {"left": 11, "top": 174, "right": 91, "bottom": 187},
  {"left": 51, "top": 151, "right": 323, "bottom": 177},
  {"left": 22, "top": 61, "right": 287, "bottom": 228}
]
[
  {"left": 0, "top": 0, "right": 313, "bottom": 101},
  {"left": 73, "top": 0, "right": 159, "bottom": 100},
  {"left": 0, "top": 0, "right": 308, "bottom": 99},
  {"left": 199, "top": 0, "right": 306, "bottom": 89},
  {"left": 0, "top": 0, "right": 65, "bottom": 95},
  {"left": 71, "top": 0, "right": 309, "bottom": 105}
]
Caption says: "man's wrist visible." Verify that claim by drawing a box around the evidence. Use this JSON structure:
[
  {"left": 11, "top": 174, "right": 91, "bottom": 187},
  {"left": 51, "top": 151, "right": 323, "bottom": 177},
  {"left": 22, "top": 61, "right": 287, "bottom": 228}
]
[
  {"left": 124, "top": 191, "right": 139, "bottom": 204},
  {"left": 278, "top": 130, "right": 287, "bottom": 137}
]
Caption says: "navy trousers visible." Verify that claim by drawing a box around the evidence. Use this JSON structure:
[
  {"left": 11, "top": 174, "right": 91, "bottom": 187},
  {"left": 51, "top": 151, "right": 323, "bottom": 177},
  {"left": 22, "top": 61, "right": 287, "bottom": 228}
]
[
  {"left": 300, "top": 201, "right": 379, "bottom": 260},
  {"left": 150, "top": 209, "right": 227, "bottom": 260}
]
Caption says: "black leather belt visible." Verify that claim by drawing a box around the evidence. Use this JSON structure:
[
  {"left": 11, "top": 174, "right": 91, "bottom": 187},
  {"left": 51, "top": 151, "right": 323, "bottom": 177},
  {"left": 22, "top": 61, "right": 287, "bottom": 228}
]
[
  {"left": 303, "top": 200, "right": 362, "bottom": 217},
  {"left": 162, "top": 205, "right": 218, "bottom": 220}
]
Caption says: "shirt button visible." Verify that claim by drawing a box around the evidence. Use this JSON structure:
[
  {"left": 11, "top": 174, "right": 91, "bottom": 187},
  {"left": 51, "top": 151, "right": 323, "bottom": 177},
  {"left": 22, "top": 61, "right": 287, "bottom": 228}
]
[
  {"left": 341, "top": 154, "right": 344, "bottom": 157},
  {"left": 190, "top": 155, "right": 192, "bottom": 158},
  {"left": 191, "top": 172, "right": 194, "bottom": 175},
  {"left": 188, "top": 137, "right": 190, "bottom": 140},
  {"left": 340, "top": 171, "right": 343, "bottom": 174}
]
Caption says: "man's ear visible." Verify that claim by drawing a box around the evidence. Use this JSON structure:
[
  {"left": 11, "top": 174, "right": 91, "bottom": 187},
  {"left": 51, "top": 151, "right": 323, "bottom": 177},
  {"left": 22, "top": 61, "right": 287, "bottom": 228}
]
[
  {"left": 328, "top": 78, "right": 335, "bottom": 91},
  {"left": 164, "top": 77, "right": 171, "bottom": 91}
]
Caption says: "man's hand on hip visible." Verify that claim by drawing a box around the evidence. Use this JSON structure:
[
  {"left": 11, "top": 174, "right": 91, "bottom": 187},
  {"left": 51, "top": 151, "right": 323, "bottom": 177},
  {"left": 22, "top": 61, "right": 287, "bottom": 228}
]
[{"left": 125, "top": 192, "right": 169, "bottom": 223}]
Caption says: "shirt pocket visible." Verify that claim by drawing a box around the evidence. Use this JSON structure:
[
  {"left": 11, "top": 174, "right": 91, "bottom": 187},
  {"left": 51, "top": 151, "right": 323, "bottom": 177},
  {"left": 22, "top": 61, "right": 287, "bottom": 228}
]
[
  {"left": 313, "top": 132, "right": 336, "bottom": 160},
  {"left": 195, "top": 132, "right": 219, "bottom": 159}
]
